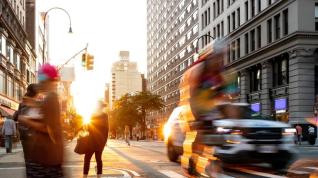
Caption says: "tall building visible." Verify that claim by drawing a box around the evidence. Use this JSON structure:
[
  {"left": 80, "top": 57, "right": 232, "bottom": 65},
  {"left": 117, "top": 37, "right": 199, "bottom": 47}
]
[
  {"left": 0, "top": 0, "right": 36, "bottom": 115},
  {"left": 199, "top": 0, "right": 318, "bottom": 125},
  {"left": 147, "top": 0, "right": 199, "bottom": 125},
  {"left": 109, "top": 51, "right": 142, "bottom": 107},
  {"left": 26, "top": 0, "right": 49, "bottom": 72}
]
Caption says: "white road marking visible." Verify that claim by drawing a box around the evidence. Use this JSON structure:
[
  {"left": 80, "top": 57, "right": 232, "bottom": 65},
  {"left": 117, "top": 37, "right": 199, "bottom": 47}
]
[
  {"left": 116, "top": 168, "right": 140, "bottom": 176},
  {"left": 0, "top": 167, "right": 25, "bottom": 170},
  {"left": 305, "top": 167, "right": 318, "bottom": 171},
  {"left": 231, "top": 168, "right": 287, "bottom": 178},
  {"left": 287, "top": 170, "right": 310, "bottom": 175},
  {"left": 159, "top": 170, "right": 186, "bottom": 178}
]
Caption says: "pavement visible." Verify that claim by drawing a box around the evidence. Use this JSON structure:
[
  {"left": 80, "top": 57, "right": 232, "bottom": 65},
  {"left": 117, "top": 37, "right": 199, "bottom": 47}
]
[{"left": 0, "top": 140, "right": 318, "bottom": 178}]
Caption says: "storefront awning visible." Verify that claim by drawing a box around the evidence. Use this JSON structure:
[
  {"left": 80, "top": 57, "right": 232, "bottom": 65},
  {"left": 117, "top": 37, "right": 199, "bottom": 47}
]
[{"left": 0, "top": 105, "right": 16, "bottom": 117}]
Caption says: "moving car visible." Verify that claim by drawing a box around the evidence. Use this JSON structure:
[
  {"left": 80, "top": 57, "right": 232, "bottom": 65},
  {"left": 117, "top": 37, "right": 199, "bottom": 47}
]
[{"left": 164, "top": 103, "right": 297, "bottom": 175}]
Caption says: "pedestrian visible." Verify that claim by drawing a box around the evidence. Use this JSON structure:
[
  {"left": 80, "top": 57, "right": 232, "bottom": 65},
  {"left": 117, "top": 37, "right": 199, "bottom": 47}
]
[
  {"left": 1, "top": 117, "right": 16, "bottom": 153},
  {"left": 13, "top": 83, "right": 39, "bottom": 175},
  {"left": 124, "top": 125, "right": 130, "bottom": 146},
  {"left": 18, "top": 64, "right": 64, "bottom": 178},
  {"left": 308, "top": 125, "right": 316, "bottom": 145},
  {"left": 295, "top": 124, "right": 303, "bottom": 145},
  {"left": 83, "top": 101, "right": 109, "bottom": 178}
]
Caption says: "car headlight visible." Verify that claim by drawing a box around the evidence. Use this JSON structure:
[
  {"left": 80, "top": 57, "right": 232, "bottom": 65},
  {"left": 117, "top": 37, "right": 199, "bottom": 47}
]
[
  {"left": 216, "top": 127, "right": 242, "bottom": 135},
  {"left": 283, "top": 128, "right": 296, "bottom": 135},
  {"left": 163, "top": 123, "right": 171, "bottom": 140}
]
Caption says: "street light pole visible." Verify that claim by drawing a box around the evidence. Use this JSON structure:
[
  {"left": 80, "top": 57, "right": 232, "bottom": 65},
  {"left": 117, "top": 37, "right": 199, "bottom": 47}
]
[{"left": 42, "top": 7, "right": 73, "bottom": 64}]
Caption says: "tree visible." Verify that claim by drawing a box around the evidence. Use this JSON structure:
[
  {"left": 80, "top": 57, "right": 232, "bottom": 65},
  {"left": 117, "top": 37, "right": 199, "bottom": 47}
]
[
  {"left": 132, "top": 91, "right": 164, "bottom": 138},
  {"left": 111, "top": 94, "right": 139, "bottom": 137}
]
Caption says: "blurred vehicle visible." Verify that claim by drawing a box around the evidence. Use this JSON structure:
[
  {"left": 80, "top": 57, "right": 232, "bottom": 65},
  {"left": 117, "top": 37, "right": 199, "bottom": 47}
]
[{"left": 164, "top": 106, "right": 187, "bottom": 162}]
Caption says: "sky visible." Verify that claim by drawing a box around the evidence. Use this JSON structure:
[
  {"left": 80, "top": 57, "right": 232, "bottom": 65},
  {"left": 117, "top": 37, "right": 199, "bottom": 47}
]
[
  {"left": 38, "top": 0, "right": 147, "bottom": 116},
  {"left": 38, "top": 0, "right": 147, "bottom": 83}
]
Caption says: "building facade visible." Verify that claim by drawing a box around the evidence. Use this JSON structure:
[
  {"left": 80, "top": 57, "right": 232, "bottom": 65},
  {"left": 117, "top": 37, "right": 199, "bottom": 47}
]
[
  {"left": 147, "top": 0, "right": 199, "bottom": 125},
  {"left": 0, "top": 0, "right": 36, "bottom": 115},
  {"left": 199, "top": 0, "right": 318, "bottom": 124},
  {"left": 109, "top": 51, "right": 142, "bottom": 108}
]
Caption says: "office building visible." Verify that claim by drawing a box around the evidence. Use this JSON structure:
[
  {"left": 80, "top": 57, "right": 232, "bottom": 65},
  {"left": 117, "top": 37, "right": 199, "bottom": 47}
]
[
  {"left": 147, "top": 0, "right": 199, "bottom": 125},
  {"left": 199, "top": 0, "right": 318, "bottom": 124}
]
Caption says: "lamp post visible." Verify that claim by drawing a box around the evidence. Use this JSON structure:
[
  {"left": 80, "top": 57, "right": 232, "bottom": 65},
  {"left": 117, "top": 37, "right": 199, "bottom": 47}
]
[{"left": 42, "top": 7, "right": 73, "bottom": 64}]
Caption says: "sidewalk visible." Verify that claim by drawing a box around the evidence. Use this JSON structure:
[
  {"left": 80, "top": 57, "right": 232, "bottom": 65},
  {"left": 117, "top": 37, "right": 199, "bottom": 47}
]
[{"left": 0, "top": 142, "right": 23, "bottom": 158}]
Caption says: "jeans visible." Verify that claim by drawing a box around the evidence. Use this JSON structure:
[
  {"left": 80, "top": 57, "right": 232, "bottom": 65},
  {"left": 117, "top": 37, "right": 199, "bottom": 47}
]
[
  {"left": 5, "top": 135, "right": 12, "bottom": 153},
  {"left": 83, "top": 150, "right": 103, "bottom": 175}
]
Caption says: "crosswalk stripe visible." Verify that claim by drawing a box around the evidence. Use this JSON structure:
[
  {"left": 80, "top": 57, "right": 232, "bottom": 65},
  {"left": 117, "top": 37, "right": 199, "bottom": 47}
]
[
  {"left": 232, "top": 168, "right": 287, "bottom": 178},
  {"left": 159, "top": 170, "right": 186, "bottom": 178}
]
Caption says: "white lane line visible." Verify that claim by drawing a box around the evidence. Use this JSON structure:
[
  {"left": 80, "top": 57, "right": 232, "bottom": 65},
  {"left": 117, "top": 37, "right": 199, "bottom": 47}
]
[
  {"left": 159, "top": 170, "right": 186, "bottom": 178},
  {"left": 305, "top": 167, "right": 318, "bottom": 171},
  {"left": 116, "top": 168, "right": 140, "bottom": 176},
  {"left": 287, "top": 170, "right": 310, "bottom": 175},
  {"left": 232, "top": 168, "right": 287, "bottom": 178}
]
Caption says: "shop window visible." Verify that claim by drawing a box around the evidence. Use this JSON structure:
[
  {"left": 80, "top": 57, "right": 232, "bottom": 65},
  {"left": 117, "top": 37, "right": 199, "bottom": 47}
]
[
  {"left": 250, "top": 66, "right": 262, "bottom": 92},
  {"left": 273, "top": 53, "right": 289, "bottom": 87}
]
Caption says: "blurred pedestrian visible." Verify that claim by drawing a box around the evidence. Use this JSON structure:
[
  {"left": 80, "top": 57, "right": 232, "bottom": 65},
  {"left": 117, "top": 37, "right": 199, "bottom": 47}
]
[
  {"left": 1, "top": 117, "right": 16, "bottom": 153},
  {"left": 295, "top": 124, "right": 303, "bottom": 145},
  {"left": 124, "top": 125, "right": 130, "bottom": 146},
  {"left": 83, "top": 101, "right": 109, "bottom": 178},
  {"left": 18, "top": 64, "right": 64, "bottom": 178},
  {"left": 308, "top": 125, "right": 316, "bottom": 145},
  {"left": 13, "top": 83, "right": 39, "bottom": 175}
]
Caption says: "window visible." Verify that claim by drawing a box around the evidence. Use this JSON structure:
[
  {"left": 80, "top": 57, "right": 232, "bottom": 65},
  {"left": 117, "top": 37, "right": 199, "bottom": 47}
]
[
  {"left": 231, "top": 41, "right": 236, "bottom": 61},
  {"left": 205, "top": 10, "right": 208, "bottom": 27},
  {"left": 250, "top": 66, "right": 262, "bottom": 92},
  {"left": 221, "top": 21, "right": 224, "bottom": 37},
  {"left": 283, "top": 9, "right": 288, "bottom": 35},
  {"left": 208, "top": 7, "right": 211, "bottom": 25},
  {"left": 221, "top": 0, "right": 224, "bottom": 12},
  {"left": 213, "top": 27, "right": 216, "bottom": 38},
  {"left": 237, "top": 8, "right": 240, "bottom": 27},
  {"left": 217, "top": 24, "right": 220, "bottom": 38},
  {"left": 245, "top": 1, "right": 249, "bottom": 21},
  {"left": 7, "top": 76, "right": 13, "bottom": 98},
  {"left": 245, "top": 33, "right": 249, "bottom": 54},
  {"left": 213, "top": 2, "right": 216, "bottom": 19},
  {"left": 217, "top": 0, "right": 220, "bottom": 15},
  {"left": 267, "top": 19, "right": 272, "bottom": 43},
  {"left": 232, "top": 11, "right": 236, "bottom": 30},
  {"left": 258, "top": 0, "right": 261, "bottom": 13},
  {"left": 227, "top": 15, "right": 231, "bottom": 33},
  {"left": 268, "top": 0, "right": 272, "bottom": 6},
  {"left": 274, "top": 14, "right": 281, "bottom": 40},
  {"left": 315, "top": 3, "right": 318, "bottom": 31},
  {"left": 0, "top": 37, "right": 2, "bottom": 54},
  {"left": 250, "top": 29, "right": 255, "bottom": 51},
  {"left": 273, "top": 54, "right": 289, "bottom": 87},
  {"left": 0, "top": 70, "right": 5, "bottom": 94},
  {"left": 201, "top": 14, "right": 204, "bottom": 30},
  {"left": 251, "top": 0, "right": 255, "bottom": 17},
  {"left": 257, "top": 25, "right": 261, "bottom": 48},
  {"left": 237, "top": 38, "right": 241, "bottom": 58}
]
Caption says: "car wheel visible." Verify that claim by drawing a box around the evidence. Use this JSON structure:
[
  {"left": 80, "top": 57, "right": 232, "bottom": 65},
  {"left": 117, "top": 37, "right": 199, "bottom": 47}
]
[
  {"left": 167, "top": 142, "right": 179, "bottom": 162},
  {"left": 271, "top": 160, "right": 288, "bottom": 170}
]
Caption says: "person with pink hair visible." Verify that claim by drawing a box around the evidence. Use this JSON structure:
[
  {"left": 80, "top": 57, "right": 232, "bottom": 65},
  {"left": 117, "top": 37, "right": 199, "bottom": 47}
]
[{"left": 18, "top": 63, "right": 64, "bottom": 178}]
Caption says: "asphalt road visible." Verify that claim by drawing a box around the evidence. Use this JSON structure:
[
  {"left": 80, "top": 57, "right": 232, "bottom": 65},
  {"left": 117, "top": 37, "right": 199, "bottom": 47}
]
[{"left": 0, "top": 140, "right": 318, "bottom": 178}]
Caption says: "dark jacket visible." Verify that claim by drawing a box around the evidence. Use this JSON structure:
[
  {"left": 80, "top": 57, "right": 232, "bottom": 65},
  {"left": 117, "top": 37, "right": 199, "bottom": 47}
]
[{"left": 88, "top": 112, "right": 109, "bottom": 151}]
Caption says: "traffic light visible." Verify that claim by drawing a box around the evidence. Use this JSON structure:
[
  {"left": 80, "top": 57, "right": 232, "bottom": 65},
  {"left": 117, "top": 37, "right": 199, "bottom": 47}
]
[
  {"left": 82, "top": 53, "right": 87, "bottom": 67},
  {"left": 86, "top": 54, "right": 94, "bottom": 70},
  {"left": 81, "top": 53, "right": 94, "bottom": 70}
]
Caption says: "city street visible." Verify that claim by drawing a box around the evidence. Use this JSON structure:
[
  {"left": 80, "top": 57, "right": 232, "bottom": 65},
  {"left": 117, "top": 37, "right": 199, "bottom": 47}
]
[{"left": 0, "top": 140, "right": 318, "bottom": 178}]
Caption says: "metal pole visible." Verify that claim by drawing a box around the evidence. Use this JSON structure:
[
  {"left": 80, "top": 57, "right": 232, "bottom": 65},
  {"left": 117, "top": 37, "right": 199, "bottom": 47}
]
[
  {"left": 57, "top": 44, "right": 88, "bottom": 71},
  {"left": 42, "top": 7, "right": 73, "bottom": 64}
]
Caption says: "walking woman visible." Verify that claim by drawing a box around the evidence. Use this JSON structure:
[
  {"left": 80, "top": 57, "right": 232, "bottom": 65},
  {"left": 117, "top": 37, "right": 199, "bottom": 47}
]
[
  {"left": 83, "top": 101, "right": 109, "bottom": 178},
  {"left": 13, "top": 83, "right": 39, "bottom": 176},
  {"left": 18, "top": 64, "right": 64, "bottom": 178}
]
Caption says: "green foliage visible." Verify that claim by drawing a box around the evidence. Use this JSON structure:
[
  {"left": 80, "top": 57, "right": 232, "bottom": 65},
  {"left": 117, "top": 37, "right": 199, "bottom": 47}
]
[{"left": 109, "top": 91, "right": 164, "bottom": 137}]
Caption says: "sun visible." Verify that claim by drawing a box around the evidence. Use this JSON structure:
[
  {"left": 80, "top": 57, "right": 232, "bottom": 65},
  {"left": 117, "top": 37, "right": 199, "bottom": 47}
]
[{"left": 71, "top": 71, "right": 104, "bottom": 124}]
